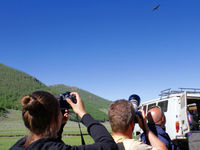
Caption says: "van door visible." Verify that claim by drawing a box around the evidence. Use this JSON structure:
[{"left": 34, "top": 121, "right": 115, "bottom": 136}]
[{"left": 180, "top": 91, "right": 190, "bottom": 134}]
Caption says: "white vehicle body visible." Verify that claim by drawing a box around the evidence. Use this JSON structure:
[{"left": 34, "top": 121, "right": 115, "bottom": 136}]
[{"left": 134, "top": 88, "right": 200, "bottom": 141}]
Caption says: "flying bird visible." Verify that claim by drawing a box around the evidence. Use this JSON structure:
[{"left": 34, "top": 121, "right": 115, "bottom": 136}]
[{"left": 152, "top": 4, "right": 160, "bottom": 12}]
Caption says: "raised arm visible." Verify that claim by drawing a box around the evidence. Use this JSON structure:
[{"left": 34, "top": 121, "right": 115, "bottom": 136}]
[{"left": 66, "top": 92, "right": 117, "bottom": 150}]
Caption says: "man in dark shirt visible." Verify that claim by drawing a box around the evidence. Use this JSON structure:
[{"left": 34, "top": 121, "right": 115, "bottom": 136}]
[{"left": 141, "top": 106, "right": 180, "bottom": 150}]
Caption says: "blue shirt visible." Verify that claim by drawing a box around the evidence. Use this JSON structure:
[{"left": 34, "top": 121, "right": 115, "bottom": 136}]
[{"left": 141, "top": 124, "right": 180, "bottom": 150}]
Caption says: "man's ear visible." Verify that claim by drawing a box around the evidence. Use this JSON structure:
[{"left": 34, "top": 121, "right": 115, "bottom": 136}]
[
  {"left": 161, "top": 115, "right": 166, "bottom": 125},
  {"left": 128, "top": 120, "right": 134, "bottom": 133},
  {"left": 131, "top": 120, "right": 134, "bottom": 129}
]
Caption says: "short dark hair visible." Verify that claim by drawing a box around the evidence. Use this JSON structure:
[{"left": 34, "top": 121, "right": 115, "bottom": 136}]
[{"left": 108, "top": 99, "right": 135, "bottom": 132}]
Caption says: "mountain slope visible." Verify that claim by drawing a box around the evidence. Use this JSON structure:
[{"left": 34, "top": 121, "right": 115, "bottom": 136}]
[
  {"left": 0, "top": 63, "right": 49, "bottom": 110},
  {"left": 0, "top": 63, "right": 111, "bottom": 121}
]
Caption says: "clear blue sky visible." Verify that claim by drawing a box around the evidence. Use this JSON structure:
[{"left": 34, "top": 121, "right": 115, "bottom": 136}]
[{"left": 0, "top": 0, "right": 200, "bottom": 102}]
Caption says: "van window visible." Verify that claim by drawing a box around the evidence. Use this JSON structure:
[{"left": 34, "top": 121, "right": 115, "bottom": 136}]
[
  {"left": 158, "top": 100, "right": 168, "bottom": 112},
  {"left": 148, "top": 103, "right": 156, "bottom": 111}
]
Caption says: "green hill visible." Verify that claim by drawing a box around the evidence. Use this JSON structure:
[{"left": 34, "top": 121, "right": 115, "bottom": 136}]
[
  {"left": 0, "top": 63, "right": 111, "bottom": 121},
  {"left": 0, "top": 63, "right": 49, "bottom": 111}
]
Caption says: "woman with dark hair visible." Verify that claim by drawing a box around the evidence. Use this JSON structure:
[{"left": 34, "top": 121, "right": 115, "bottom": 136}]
[{"left": 10, "top": 91, "right": 117, "bottom": 150}]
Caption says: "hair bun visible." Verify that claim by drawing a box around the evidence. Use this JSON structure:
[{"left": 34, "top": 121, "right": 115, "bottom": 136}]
[
  {"left": 21, "top": 95, "right": 32, "bottom": 107},
  {"left": 21, "top": 95, "right": 44, "bottom": 117}
]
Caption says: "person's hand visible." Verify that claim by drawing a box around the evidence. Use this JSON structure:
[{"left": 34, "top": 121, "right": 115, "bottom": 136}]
[
  {"left": 66, "top": 92, "right": 86, "bottom": 118},
  {"left": 62, "top": 109, "right": 69, "bottom": 124}
]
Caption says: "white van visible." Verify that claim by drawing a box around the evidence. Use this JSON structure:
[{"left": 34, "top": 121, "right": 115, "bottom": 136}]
[{"left": 134, "top": 88, "right": 200, "bottom": 148}]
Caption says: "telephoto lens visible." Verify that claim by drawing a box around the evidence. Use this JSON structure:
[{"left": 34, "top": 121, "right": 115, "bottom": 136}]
[
  {"left": 128, "top": 94, "right": 142, "bottom": 123},
  {"left": 128, "top": 94, "right": 141, "bottom": 112}
]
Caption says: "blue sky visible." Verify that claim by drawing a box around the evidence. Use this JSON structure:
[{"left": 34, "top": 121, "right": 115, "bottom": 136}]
[{"left": 0, "top": 0, "right": 200, "bottom": 102}]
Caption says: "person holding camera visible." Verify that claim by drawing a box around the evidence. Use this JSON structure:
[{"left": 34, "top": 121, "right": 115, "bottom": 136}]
[
  {"left": 141, "top": 106, "right": 180, "bottom": 150},
  {"left": 108, "top": 100, "right": 167, "bottom": 150},
  {"left": 10, "top": 91, "right": 117, "bottom": 150}
]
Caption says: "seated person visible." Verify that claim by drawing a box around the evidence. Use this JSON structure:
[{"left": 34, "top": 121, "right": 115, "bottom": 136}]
[
  {"left": 141, "top": 106, "right": 180, "bottom": 150},
  {"left": 187, "top": 106, "right": 199, "bottom": 130},
  {"left": 10, "top": 91, "right": 117, "bottom": 150},
  {"left": 108, "top": 99, "right": 167, "bottom": 150}
]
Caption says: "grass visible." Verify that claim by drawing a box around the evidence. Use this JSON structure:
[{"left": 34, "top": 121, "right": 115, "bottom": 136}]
[
  {"left": 0, "top": 109, "right": 28, "bottom": 136},
  {"left": 0, "top": 109, "right": 112, "bottom": 150},
  {"left": 0, "top": 137, "right": 20, "bottom": 150}
]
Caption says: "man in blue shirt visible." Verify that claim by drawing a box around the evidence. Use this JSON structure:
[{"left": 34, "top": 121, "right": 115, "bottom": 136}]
[{"left": 141, "top": 106, "right": 180, "bottom": 150}]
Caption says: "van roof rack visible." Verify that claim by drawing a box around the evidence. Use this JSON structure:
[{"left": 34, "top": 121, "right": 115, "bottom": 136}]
[{"left": 159, "top": 88, "right": 200, "bottom": 97}]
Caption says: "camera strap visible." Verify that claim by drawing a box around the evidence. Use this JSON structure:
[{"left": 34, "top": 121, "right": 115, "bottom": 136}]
[
  {"left": 117, "top": 142, "right": 125, "bottom": 150},
  {"left": 76, "top": 114, "right": 85, "bottom": 145}
]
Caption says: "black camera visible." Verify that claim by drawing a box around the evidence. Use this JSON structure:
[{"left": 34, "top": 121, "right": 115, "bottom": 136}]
[
  {"left": 58, "top": 92, "right": 77, "bottom": 114},
  {"left": 57, "top": 92, "right": 85, "bottom": 145}
]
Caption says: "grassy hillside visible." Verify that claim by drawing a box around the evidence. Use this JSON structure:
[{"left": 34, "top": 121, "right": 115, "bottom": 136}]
[
  {"left": 0, "top": 63, "right": 111, "bottom": 121},
  {"left": 0, "top": 63, "right": 49, "bottom": 111}
]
